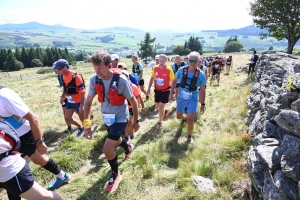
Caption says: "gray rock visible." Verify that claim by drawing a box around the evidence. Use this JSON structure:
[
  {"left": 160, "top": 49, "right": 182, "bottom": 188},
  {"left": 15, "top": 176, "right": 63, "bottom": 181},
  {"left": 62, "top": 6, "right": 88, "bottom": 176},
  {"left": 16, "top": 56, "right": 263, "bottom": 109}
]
[
  {"left": 232, "top": 178, "right": 259, "bottom": 200},
  {"left": 274, "top": 110, "right": 300, "bottom": 137},
  {"left": 279, "top": 135, "right": 300, "bottom": 182},
  {"left": 248, "top": 146, "right": 264, "bottom": 194},
  {"left": 276, "top": 127, "right": 294, "bottom": 140},
  {"left": 262, "top": 121, "right": 280, "bottom": 138},
  {"left": 263, "top": 172, "right": 293, "bottom": 200},
  {"left": 274, "top": 170, "right": 299, "bottom": 200},
  {"left": 293, "top": 73, "right": 300, "bottom": 89},
  {"left": 256, "top": 145, "right": 281, "bottom": 173},
  {"left": 291, "top": 99, "right": 300, "bottom": 112},
  {"left": 192, "top": 175, "right": 216, "bottom": 194}
]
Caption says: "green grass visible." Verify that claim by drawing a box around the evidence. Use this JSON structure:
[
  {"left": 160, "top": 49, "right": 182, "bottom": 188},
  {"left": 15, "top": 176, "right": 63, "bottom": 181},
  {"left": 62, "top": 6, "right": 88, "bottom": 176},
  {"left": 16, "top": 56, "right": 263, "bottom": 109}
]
[{"left": 0, "top": 54, "right": 254, "bottom": 200}]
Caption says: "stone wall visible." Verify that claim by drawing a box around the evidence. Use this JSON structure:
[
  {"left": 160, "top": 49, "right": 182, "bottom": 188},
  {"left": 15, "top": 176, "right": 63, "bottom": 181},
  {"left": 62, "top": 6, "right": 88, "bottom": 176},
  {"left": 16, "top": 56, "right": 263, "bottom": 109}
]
[{"left": 246, "top": 53, "right": 300, "bottom": 200}]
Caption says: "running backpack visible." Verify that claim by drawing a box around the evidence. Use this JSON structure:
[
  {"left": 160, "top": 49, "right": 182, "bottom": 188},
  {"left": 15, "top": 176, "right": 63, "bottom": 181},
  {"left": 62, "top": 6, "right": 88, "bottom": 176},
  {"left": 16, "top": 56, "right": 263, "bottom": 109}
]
[
  {"left": 253, "top": 54, "right": 259, "bottom": 63},
  {"left": 0, "top": 87, "right": 21, "bottom": 161},
  {"left": 179, "top": 66, "right": 200, "bottom": 91},
  {"left": 62, "top": 73, "right": 85, "bottom": 95}
]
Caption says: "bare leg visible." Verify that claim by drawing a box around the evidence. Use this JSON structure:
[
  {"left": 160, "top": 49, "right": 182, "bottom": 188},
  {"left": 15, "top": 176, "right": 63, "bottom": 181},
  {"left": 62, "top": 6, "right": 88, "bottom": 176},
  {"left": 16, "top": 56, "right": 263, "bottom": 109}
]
[
  {"left": 65, "top": 109, "right": 81, "bottom": 128},
  {"left": 20, "top": 181, "right": 62, "bottom": 200}
]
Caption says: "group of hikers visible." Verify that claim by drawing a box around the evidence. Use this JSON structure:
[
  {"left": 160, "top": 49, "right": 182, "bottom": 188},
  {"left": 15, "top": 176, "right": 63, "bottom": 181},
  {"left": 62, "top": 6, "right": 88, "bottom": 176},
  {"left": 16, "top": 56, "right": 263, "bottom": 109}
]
[{"left": 0, "top": 49, "right": 260, "bottom": 199}]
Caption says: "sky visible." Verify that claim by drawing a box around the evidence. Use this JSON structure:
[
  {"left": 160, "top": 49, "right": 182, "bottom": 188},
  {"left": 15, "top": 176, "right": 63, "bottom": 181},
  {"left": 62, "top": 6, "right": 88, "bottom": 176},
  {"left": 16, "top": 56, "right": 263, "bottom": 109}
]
[{"left": 0, "top": 0, "right": 254, "bottom": 32}]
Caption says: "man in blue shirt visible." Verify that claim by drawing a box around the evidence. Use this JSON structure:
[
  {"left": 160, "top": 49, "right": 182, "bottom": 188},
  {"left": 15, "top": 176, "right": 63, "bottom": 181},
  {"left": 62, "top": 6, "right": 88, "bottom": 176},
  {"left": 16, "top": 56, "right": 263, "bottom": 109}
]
[{"left": 169, "top": 51, "right": 206, "bottom": 144}]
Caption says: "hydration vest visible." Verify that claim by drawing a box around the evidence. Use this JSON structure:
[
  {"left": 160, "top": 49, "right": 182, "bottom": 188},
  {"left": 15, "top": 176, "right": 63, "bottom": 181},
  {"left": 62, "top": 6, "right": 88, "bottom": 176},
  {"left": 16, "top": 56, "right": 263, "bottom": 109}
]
[
  {"left": 132, "top": 64, "right": 141, "bottom": 75},
  {"left": 62, "top": 73, "right": 85, "bottom": 95},
  {"left": 95, "top": 69, "right": 126, "bottom": 106},
  {"left": 173, "top": 61, "right": 186, "bottom": 73},
  {"left": 0, "top": 87, "right": 21, "bottom": 162},
  {"left": 253, "top": 54, "right": 259, "bottom": 63},
  {"left": 179, "top": 67, "right": 200, "bottom": 91},
  {"left": 226, "top": 58, "right": 232, "bottom": 65}
]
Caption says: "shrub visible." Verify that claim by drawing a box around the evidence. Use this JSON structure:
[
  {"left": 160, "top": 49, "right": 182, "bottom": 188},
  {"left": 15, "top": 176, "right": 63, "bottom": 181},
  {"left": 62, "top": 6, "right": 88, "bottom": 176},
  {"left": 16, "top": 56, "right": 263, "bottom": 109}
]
[
  {"left": 36, "top": 67, "right": 53, "bottom": 74},
  {"left": 31, "top": 59, "right": 43, "bottom": 67},
  {"left": 3, "top": 60, "right": 24, "bottom": 71}
]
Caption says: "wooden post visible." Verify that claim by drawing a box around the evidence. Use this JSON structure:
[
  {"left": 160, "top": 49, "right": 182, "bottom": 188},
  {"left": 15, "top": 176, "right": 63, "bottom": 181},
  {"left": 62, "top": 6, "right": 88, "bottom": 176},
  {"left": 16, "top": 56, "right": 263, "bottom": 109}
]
[
  {"left": 7, "top": 72, "right": 10, "bottom": 78},
  {"left": 20, "top": 74, "right": 22, "bottom": 80}
]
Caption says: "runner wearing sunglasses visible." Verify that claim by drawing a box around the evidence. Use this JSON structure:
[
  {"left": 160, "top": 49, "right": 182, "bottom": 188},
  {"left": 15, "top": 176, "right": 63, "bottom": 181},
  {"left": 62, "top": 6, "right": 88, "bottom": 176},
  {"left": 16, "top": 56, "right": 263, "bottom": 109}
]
[{"left": 169, "top": 51, "right": 206, "bottom": 143}]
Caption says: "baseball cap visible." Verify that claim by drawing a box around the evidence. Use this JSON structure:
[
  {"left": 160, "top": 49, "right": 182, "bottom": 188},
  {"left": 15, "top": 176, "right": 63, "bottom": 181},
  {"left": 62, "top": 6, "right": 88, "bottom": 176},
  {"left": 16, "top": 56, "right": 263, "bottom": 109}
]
[
  {"left": 117, "top": 63, "right": 127, "bottom": 69},
  {"left": 121, "top": 69, "right": 129, "bottom": 78},
  {"left": 155, "top": 55, "right": 160, "bottom": 60},
  {"left": 52, "top": 59, "right": 69, "bottom": 69},
  {"left": 111, "top": 54, "right": 119, "bottom": 60}
]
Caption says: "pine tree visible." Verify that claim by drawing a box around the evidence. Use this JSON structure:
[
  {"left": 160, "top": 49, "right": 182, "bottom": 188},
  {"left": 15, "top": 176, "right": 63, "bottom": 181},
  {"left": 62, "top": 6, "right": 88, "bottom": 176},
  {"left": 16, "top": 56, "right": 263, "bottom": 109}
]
[
  {"left": 138, "top": 32, "right": 156, "bottom": 62},
  {"left": 0, "top": 49, "right": 7, "bottom": 70},
  {"left": 14, "top": 47, "right": 21, "bottom": 61}
]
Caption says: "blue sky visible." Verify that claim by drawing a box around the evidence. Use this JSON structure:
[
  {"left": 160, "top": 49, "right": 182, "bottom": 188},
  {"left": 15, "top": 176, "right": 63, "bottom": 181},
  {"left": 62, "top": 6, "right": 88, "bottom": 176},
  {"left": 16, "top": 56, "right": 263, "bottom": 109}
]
[{"left": 0, "top": 0, "right": 253, "bottom": 31}]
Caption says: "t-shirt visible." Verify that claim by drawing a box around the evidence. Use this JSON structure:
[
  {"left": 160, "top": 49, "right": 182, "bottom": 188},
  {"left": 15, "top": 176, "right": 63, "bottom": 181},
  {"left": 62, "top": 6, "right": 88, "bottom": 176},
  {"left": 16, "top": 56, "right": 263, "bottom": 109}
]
[
  {"left": 128, "top": 84, "right": 140, "bottom": 109},
  {"left": 147, "top": 62, "right": 157, "bottom": 69},
  {"left": 151, "top": 65, "right": 175, "bottom": 90},
  {"left": 200, "top": 66, "right": 207, "bottom": 73},
  {"left": 0, "top": 137, "right": 26, "bottom": 182},
  {"left": 176, "top": 67, "right": 206, "bottom": 100},
  {"left": 212, "top": 61, "right": 222, "bottom": 70},
  {"left": 129, "top": 74, "right": 139, "bottom": 87},
  {"left": 132, "top": 63, "right": 143, "bottom": 80},
  {"left": 251, "top": 54, "right": 259, "bottom": 64},
  {"left": 88, "top": 73, "right": 133, "bottom": 123},
  {"left": 62, "top": 70, "right": 86, "bottom": 103},
  {"left": 0, "top": 87, "right": 31, "bottom": 137}
]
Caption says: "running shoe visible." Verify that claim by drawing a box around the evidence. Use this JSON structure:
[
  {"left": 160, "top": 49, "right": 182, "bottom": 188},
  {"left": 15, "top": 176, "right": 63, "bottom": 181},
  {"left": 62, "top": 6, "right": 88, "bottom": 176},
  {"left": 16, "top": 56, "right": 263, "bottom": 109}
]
[
  {"left": 48, "top": 173, "right": 71, "bottom": 191},
  {"left": 156, "top": 122, "right": 162, "bottom": 130},
  {"left": 105, "top": 173, "right": 122, "bottom": 192},
  {"left": 124, "top": 144, "right": 134, "bottom": 160},
  {"left": 145, "top": 96, "right": 150, "bottom": 101},
  {"left": 76, "top": 127, "right": 84, "bottom": 137},
  {"left": 163, "top": 110, "right": 169, "bottom": 120},
  {"left": 188, "top": 136, "right": 195, "bottom": 144}
]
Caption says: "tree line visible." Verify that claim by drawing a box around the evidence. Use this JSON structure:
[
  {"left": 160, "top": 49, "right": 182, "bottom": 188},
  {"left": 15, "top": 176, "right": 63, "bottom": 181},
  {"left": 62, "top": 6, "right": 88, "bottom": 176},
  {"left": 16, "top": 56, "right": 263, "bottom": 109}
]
[{"left": 0, "top": 47, "right": 88, "bottom": 71}]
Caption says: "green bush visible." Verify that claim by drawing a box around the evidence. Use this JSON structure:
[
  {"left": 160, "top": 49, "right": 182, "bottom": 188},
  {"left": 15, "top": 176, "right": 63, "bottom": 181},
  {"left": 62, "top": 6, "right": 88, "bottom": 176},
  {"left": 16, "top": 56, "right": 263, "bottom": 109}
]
[
  {"left": 36, "top": 67, "right": 53, "bottom": 74},
  {"left": 31, "top": 59, "right": 43, "bottom": 67},
  {"left": 3, "top": 60, "right": 24, "bottom": 71}
]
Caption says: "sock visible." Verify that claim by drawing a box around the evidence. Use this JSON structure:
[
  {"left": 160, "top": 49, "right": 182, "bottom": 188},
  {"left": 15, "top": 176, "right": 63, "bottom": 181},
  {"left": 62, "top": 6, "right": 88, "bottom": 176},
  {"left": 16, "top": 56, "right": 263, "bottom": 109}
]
[
  {"left": 130, "top": 135, "right": 134, "bottom": 140},
  {"left": 68, "top": 126, "right": 72, "bottom": 131},
  {"left": 108, "top": 155, "right": 118, "bottom": 175},
  {"left": 188, "top": 134, "right": 192, "bottom": 138},
  {"left": 124, "top": 136, "right": 129, "bottom": 141},
  {"left": 119, "top": 138, "right": 130, "bottom": 153},
  {"left": 42, "top": 158, "right": 61, "bottom": 175},
  {"left": 56, "top": 170, "right": 66, "bottom": 179}
]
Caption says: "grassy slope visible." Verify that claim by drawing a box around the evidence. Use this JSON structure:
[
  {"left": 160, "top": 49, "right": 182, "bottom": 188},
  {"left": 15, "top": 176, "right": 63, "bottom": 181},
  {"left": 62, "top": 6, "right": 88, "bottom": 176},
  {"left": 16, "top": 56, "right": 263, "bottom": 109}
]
[{"left": 0, "top": 54, "right": 252, "bottom": 200}]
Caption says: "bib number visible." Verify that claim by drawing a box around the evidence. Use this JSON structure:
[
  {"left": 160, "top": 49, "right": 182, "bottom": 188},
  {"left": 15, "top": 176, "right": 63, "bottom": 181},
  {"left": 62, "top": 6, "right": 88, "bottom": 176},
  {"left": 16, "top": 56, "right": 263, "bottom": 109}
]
[
  {"left": 66, "top": 96, "right": 75, "bottom": 103},
  {"left": 155, "top": 78, "right": 164, "bottom": 86},
  {"left": 102, "top": 114, "right": 115, "bottom": 126},
  {"left": 214, "top": 65, "right": 219, "bottom": 69},
  {"left": 4, "top": 115, "right": 25, "bottom": 129},
  {"left": 226, "top": 62, "right": 231, "bottom": 65},
  {"left": 181, "top": 90, "right": 192, "bottom": 100}
]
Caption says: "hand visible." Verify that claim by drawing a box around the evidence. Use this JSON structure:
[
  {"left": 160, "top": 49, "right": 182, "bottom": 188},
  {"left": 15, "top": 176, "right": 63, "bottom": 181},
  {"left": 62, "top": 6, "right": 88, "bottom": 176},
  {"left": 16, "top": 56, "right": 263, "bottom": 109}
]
[
  {"left": 200, "top": 105, "right": 206, "bottom": 115},
  {"left": 132, "top": 122, "right": 140, "bottom": 132},
  {"left": 142, "top": 108, "right": 146, "bottom": 115},
  {"left": 146, "top": 90, "right": 150, "bottom": 96},
  {"left": 168, "top": 93, "right": 173, "bottom": 102},
  {"left": 36, "top": 143, "right": 48, "bottom": 155},
  {"left": 60, "top": 97, "right": 65, "bottom": 105},
  {"left": 79, "top": 104, "right": 84, "bottom": 113},
  {"left": 84, "top": 128, "right": 92, "bottom": 139}
]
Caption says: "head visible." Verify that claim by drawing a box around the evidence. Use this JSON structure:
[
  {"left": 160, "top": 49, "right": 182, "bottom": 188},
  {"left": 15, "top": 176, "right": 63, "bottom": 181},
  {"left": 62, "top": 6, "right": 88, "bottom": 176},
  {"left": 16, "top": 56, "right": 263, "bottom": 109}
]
[
  {"left": 121, "top": 69, "right": 130, "bottom": 80},
  {"left": 216, "top": 56, "right": 221, "bottom": 62},
  {"left": 253, "top": 50, "right": 256, "bottom": 54},
  {"left": 175, "top": 55, "right": 181, "bottom": 64},
  {"left": 118, "top": 63, "right": 127, "bottom": 70},
  {"left": 52, "top": 59, "right": 69, "bottom": 74},
  {"left": 184, "top": 56, "right": 189, "bottom": 64},
  {"left": 132, "top": 55, "right": 139, "bottom": 64},
  {"left": 159, "top": 54, "right": 167, "bottom": 67},
  {"left": 111, "top": 54, "right": 119, "bottom": 68},
  {"left": 188, "top": 51, "right": 201, "bottom": 68},
  {"left": 155, "top": 55, "right": 160, "bottom": 64},
  {"left": 91, "top": 50, "right": 112, "bottom": 79}
]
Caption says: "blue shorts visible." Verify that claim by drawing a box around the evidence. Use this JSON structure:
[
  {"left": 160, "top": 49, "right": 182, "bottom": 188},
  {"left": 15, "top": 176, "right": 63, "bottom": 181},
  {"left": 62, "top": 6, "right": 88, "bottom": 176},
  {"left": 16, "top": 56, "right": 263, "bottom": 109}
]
[
  {"left": 66, "top": 101, "right": 80, "bottom": 112},
  {"left": 176, "top": 97, "right": 198, "bottom": 114},
  {"left": 106, "top": 122, "right": 127, "bottom": 141}
]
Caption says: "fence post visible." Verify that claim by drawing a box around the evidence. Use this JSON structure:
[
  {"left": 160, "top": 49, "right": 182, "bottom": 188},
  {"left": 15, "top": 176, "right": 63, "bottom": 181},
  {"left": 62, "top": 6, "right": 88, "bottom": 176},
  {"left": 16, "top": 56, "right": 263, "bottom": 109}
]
[
  {"left": 7, "top": 72, "right": 10, "bottom": 78},
  {"left": 20, "top": 74, "right": 22, "bottom": 80}
]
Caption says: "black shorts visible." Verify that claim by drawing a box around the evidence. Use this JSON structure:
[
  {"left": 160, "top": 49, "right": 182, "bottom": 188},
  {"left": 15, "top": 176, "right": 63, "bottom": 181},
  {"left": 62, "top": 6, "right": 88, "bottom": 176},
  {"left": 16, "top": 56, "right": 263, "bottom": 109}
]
[
  {"left": 154, "top": 90, "right": 170, "bottom": 104},
  {"left": 62, "top": 98, "right": 67, "bottom": 108},
  {"left": 106, "top": 122, "right": 127, "bottom": 141},
  {"left": 138, "top": 79, "right": 144, "bottom": 86},
  {"left": 128, "top": 108, "right": 133, "bottom": 116},
  {"left": 19, "top": 131, "right": 36, "bottom": 157},
  {"left": 212, "top": 68, "right": 220, "bottom": 75},
  {"left": 175, "top": 83, "right": 180, "bottom": 88},
  {"left": 0, "top": 163, "right": 34, "bottom": 200}
]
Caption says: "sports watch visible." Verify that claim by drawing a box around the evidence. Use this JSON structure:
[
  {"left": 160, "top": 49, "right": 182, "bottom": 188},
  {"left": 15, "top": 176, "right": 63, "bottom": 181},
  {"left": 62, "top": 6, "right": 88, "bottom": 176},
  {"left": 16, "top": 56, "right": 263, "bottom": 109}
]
[
  {"left": 35, "top": 138, "right": 44, "bottom": 145},
  {"left": 134, "top": 119, "right": 140, "bottom": 123}
]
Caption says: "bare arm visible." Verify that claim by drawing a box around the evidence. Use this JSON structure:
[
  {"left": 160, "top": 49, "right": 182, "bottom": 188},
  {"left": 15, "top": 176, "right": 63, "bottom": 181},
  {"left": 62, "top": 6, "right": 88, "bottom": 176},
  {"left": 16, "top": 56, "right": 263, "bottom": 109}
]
[
  {"left": 147, "top": 77, "right": 154, "bottom": 94},
  {"left": 83, "top": 95, "right": 95, "bottom": 139},
  {"left": 139, "top": 70, "right": 143, "bottom": 81},
  {"left": 169, "top": 77, "right": 178, "bottom": 100},
  {"left": 128, "top": 96, "right": 140, "bottom": 132}
]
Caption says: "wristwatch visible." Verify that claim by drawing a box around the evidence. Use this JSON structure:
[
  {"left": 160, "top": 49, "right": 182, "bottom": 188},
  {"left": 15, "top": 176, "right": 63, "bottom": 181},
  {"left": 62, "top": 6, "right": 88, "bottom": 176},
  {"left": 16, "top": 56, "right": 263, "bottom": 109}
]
[
  {"left": 35, "top": 138, "right": 44, "bottom": 145},
  {"left": 201, "top": 103, "right": 205, "bottom": 106},
  {"left": 134, "top": 119, "right": 140, "bottom": 123}
]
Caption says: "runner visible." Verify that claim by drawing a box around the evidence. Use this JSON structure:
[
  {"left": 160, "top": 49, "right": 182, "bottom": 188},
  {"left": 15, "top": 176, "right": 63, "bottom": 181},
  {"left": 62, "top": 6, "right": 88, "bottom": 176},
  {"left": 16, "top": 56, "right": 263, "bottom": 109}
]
[
  {"left": 248, "top": 50, "right": 259, "bottom": 75},
  {"left": 117, "top": 63, "right": 139, "bottom": 87},
  {"left": 121, "top": 70, "right": 146, "bottom": 142},
  {"left": 147, "top": 55, "right": 159, "bottom": 70},
  {"left": 210, "top": 56, "right": 222, "bottom": 86},
  {"left": 110, "top": 54, "right": 119, "bottom": 68},
  {"left": 146, "top": 54, "right": 175, "bottom": 129},
  {"left": 53, "top": 59, "right": 85, "bottom": 137},
  {"left": 199, "top": 57, "right": 208, "bottom": 80},
  {"left": 221, "top": 56, "right": 226, "bottom": 71},
  {"left": 169, "top": 51, "right": 206, "bottom": 143},
  {"left": 84, "top": 50, "right": 140, "bottom": 192},
  {"left": 225, "top": 55, "right": 233, "bottom": 75},
  {"left": 53, "top": 63, "right": 82, "bottom": 133},
  {"left": 0, "top": 115, "right": 62, "bottom": 200},
  {"left": 131, "top": 55, "right": 147, "bottom": 100},
  {"left": 0, "top": 87, "right": 71, "bottom": 192},
  {"left": 171, "top": 55, "right": 188, "bottom": 99}
]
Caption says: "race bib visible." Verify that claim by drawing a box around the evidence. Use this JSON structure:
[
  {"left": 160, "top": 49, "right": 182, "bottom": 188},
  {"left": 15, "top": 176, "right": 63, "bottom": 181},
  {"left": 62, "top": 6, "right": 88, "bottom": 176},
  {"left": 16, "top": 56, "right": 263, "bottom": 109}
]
[
  {"left": 214, "top": 65, "right": 219, "bottom": 69},
  {"left": 66, "top": 96, "right": 75, "bottom": 103},
  {"left": 102, "top": 114, "right": 116, "bottom": 126},
  {"left": 155, "top": 78, "right": 164, "bottom": 86},
  {"left": 226, "top": 62, "right": 231, "bottom": 65},
  {"left": 181, "top": 90, "right": 192, "bottom": 100},
  {"left": 4, "top": 115, "right": 25, "bottom": 129}
]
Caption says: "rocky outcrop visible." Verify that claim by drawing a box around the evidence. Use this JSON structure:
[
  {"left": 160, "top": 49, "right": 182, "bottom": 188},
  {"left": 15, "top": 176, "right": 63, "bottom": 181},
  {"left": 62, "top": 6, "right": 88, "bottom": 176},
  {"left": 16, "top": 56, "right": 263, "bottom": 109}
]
[{"left": 246, "top": 53, "right": 300, "bottom": 200}]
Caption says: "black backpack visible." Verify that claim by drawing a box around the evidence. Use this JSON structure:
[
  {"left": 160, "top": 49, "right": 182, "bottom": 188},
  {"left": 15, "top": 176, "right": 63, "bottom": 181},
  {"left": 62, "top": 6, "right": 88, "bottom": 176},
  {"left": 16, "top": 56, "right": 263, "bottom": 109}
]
[{"left": 253, "top": 54, "right": 259, "bottom": 63}]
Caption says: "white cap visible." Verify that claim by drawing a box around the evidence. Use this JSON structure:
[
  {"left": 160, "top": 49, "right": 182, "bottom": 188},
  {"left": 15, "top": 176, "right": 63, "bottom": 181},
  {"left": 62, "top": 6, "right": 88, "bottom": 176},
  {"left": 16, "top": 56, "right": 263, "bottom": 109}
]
[
  {"left": 155, "top": 55, "right": 160, "bottom": 60},
  {"left": 111, "top": 54, "right": 119, "bottom": 60}
]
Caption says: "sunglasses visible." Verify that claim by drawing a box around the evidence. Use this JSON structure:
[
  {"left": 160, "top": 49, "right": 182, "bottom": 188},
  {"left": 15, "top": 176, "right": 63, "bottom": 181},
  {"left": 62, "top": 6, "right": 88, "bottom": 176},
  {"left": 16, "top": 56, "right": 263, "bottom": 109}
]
[{"left": 189, "top": 60, "right": 198, "bottom": 64}]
